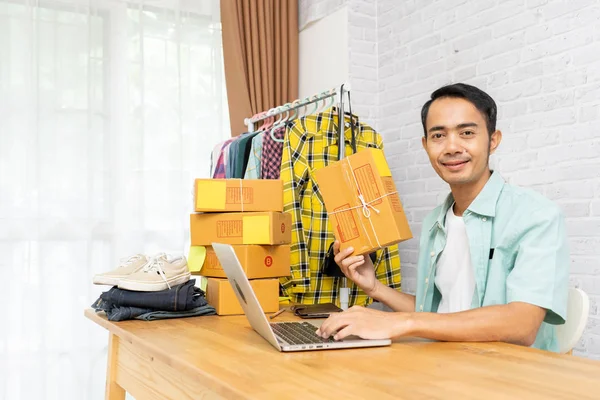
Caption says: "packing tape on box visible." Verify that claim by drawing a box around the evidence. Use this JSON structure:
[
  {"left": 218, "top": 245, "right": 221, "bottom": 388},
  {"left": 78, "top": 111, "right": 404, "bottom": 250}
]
[
  {"left": 327, "top": 157, "right": 398, "bottom": 249},
  {"left": 239, "top": 178, "right": 244, "bottom": 212}
]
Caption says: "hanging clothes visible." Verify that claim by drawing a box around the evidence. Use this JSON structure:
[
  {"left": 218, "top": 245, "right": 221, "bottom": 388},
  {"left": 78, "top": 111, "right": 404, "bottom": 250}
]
[
  {"left": 279, "top": 107, "right": 402, "bottom": 306},
  {"left": 231, "top": 132, "right": 259, "bottom": 178},
  {"left": 244, "top": 132, "right": 264, "bottom": 179},
  {"left": 212, "top": 137, "right": 235, "bottom": 179},
  {"left": 225, "top": 134, "right": 245, "bottom": 178},
  {"left": 261, "top": 126, "right": 286, "bottom": 179},
  {"left": 210, "top": 141, "right": 226, "bottom": 177}
]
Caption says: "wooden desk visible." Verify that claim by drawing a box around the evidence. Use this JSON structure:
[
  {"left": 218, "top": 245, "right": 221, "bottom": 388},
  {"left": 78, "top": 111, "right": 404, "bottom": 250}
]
[{"left": 86, "top": 308, "right": 600, "bottom": 400}]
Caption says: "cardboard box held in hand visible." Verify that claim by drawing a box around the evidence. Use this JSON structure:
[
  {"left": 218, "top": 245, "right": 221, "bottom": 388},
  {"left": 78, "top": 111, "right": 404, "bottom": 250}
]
[{"left": 314, "top": 148, "right": 412, "bottom": 256}]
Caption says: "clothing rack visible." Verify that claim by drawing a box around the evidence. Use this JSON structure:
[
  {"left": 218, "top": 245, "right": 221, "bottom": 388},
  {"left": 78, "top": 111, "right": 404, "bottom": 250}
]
[
  {"left": 243, "top": 82, "right": 353, "bottom": 310},
  {"left": 244, "top": 82, "right": 352, "bottom": 133}
]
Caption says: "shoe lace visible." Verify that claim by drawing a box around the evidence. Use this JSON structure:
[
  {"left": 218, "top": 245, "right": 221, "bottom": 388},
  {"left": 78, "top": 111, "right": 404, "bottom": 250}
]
[
  {"left": 142, "top": 255, "right": 171, "bottom": 290},
  {"left": 118, "top": 254, "right": 142, "bottom": 268}
]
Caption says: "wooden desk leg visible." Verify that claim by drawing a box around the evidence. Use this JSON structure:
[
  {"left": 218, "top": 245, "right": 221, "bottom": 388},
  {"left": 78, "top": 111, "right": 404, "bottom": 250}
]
[{"left": 106, "top": 334, "right": 126, "bottom": 400}]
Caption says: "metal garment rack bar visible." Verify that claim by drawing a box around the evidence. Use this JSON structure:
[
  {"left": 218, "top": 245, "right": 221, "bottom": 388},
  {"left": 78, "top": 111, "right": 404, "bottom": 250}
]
[{"left": 244, "top": 82, "right": 351, "bottom": 133}]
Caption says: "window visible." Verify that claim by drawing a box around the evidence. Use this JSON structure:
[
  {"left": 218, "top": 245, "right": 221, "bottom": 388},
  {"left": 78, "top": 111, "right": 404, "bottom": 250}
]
[{"left": 0, "top": 1, "right": 229, "bottom": 398}]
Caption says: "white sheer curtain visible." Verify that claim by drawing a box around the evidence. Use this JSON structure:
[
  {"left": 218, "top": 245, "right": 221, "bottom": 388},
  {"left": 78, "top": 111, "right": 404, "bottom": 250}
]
[{"left": 0, "top": 0, "right": 229, "bottom": 398}]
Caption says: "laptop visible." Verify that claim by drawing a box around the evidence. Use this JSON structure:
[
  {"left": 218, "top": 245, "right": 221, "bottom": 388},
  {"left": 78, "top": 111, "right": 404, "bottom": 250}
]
[{"left": 212, "top": 243, "right": 392, "bottom": 352}]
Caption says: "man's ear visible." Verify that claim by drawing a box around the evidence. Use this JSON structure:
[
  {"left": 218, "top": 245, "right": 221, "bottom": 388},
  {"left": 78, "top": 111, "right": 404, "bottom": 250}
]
[
  {"left": 422, "top": 135, "right": 427, "bottom": 151},
  {"left": 490, "top": 130, "right": 502, "bottom": 154}
]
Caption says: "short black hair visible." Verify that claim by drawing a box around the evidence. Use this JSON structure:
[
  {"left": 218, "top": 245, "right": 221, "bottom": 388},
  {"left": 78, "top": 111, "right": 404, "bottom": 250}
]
[{"left": 421, "top": 83, "right": 497, "bottom": 137}]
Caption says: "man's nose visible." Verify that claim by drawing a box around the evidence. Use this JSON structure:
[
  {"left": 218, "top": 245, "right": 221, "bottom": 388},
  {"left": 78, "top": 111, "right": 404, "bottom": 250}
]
[{"left": 444, "top": 133, "right": 463, "bottom": 155}]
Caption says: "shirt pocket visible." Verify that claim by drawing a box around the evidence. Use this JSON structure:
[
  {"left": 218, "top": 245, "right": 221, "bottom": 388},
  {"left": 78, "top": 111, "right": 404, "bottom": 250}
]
[{"left": 484, "top": 245, "right": 513, "bottom": 305}]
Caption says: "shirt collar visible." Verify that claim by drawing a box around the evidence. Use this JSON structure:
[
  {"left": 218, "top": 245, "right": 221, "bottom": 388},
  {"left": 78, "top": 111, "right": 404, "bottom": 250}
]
[
  {"left": 429, "top": 194, "right": 455, "bottom": 232},
  {"left": 427, "top": 171, "right": 505, "bottom": 231},
  {"left": 467, "top": 171, "right": 505, "bottom": 217},
  {"left": 308, "top": 107, "right": 361, "bottom": 146}
]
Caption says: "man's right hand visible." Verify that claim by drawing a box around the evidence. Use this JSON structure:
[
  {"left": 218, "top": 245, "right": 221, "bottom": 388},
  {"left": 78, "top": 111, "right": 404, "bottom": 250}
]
[{"left": 333, "top": 241, "right": 380, "bottom": 297}]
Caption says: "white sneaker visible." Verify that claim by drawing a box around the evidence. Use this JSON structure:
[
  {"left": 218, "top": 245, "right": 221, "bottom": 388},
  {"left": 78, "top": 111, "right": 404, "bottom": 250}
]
[
  {"left": 117, "top": 254, "right": 191, "bottom": 292},
  {"left": 93, "top": 254, "right": 149, "bottom": 286}
]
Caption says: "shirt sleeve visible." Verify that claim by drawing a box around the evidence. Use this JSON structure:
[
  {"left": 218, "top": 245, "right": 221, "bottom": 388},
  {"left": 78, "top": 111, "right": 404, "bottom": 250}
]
[
  {"left": 506, "top": 206, "right": 570, "bottom": 325},
  {"left": 279, "top": 121, "right": 311, "bottom": 295}
]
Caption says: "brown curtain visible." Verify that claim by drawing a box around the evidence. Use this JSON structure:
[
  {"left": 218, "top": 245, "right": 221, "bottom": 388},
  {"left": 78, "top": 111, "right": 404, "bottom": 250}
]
[{"left": 221, "top": 0, "right": 299, "bottom": 136}]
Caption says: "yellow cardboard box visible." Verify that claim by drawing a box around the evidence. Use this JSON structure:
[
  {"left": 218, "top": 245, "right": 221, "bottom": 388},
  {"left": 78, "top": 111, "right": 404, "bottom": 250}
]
[
  {"left": 194, "top": 179, "right": 283, "bottom": 212},
  {"left": 192, "top": 245, "right": 291, "bottom": 279},
  {"left": 190, "top": 212, "right": 291, "bottom": 245},
  {"left": 314, "top": 148, "right": 412, "bottom": 256},
  {"left": 206, "top": 278, "right": 279, "bottom": 316}
]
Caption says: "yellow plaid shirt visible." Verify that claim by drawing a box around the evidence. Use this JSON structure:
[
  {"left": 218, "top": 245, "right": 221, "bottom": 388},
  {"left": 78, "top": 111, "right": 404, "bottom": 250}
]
[{"left": 279, "top": 108, "right": 402, "bottom": 306}]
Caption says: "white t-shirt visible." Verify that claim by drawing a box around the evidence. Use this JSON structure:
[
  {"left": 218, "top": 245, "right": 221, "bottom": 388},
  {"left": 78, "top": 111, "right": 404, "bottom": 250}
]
[{"left": 435, "top": 205, "right": 476, "bottom": 313}]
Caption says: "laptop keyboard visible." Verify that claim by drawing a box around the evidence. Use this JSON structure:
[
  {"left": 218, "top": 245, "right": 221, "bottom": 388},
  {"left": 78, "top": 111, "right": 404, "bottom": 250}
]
[{"left": 271, "top": 322, "right": 336, "bottom": 345}]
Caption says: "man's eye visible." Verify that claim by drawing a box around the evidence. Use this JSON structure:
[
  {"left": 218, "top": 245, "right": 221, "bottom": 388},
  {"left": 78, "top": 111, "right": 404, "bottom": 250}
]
[
  {"left": 462, "top": 130, "right": 474, "bottom": 136},
  {"left": 431, "top": 133, "right": 444, "bottom": 139}
]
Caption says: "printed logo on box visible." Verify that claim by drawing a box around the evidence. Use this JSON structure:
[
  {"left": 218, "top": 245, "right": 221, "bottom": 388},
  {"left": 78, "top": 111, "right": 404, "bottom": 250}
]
[
  {"left": 334, "top": 204, "right": 360, "bottom": 242},
  {"left": 383, "top": 177, "right": 403, "bottom": 212},
  {"left": 217, "top": 220, "right": 243, "bottom": 237},
  {"left": 280, "top": 223, "right": 285, "bottom": 233},
  {"left": 264, "top": 256, "right": 273, "bottom": 267},
  {"left": 226, "top": 187, "right": 254, "bottom": 204},
  {"left": 355, "top": 164, "right": 383, "bottom": 205},
  {"left": 205, "top": 251, "right": 220, "bottom": 270}
]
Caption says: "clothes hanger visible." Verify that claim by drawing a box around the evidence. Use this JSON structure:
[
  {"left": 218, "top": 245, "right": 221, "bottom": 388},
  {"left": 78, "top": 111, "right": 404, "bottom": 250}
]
[
  {"left": 250, "top": 111, "right": 268, "bottom": 133},
  {"left": 269, "top": 100, "right": 299, "bottom": 143},
  {"left": 269, "top": 106, "right": 287, "bottom": 132},
  {"left": 296, "top": 96, "right": 310, "bottom": 119},
  {"left": 323, "top": 89, "right": 337, "bottom": 112},
  {"left": 270, "top": 122, "right": 285, "bottom": 143},
  {"left": 325, "top": 88, "right": 335, "bottom": 110},
  {"left": 302, "top": 95, "right": 316, "bottom": 117},
  {"left": 261, "top": 109, "right": 276, "bottom": 131},
  {"left": 273, "top": 104, "right": 291, "bottom": 130},
  {"left": 317, "top": 91, "right": 330, "bottom": 113},
  {"left": 288, "top": 99, "right": 302, "bottom": 121},
  {"left": 306, "top": 94, "right": 320, "bottom": 116},
  {"left": 270, "top": 103, "right": 291, "bottom": 140}
]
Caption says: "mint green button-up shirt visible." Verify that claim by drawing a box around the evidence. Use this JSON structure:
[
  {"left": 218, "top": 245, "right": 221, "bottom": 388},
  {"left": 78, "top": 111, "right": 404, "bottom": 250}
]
[{"left": 415, "top": 171, "right": 569, "bottom": 352}]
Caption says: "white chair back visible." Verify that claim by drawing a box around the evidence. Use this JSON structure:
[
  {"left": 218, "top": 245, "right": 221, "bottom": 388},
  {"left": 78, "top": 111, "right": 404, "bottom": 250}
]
[{"left": 556, "top": 287, "right": 589, "bottom": 354}]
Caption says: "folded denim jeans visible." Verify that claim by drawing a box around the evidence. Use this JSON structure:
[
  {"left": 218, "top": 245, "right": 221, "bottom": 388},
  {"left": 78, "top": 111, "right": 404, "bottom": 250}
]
[
  {"left": 91, "top": 278, "right": 217, "bottom": 321},
  {"left": 97, "top": 279, "right": 205, "bottom": 311},
  {"left": 97, "top": 304, "right": 216, "bottom": 322}
]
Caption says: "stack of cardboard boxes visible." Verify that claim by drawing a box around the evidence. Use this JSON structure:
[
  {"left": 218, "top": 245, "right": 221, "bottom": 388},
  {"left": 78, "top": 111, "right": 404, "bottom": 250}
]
[{"left": 189, "top": 179, "right": 291, "bottom": 315}]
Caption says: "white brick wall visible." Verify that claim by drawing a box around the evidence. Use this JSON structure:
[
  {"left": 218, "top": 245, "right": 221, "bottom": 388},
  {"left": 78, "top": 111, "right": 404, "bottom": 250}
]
[
  {"left": 299, "top": 0, "right": 379, "bottom": 126},
  {"left": 377, "top": 0, "right": 600, "bottom": 359},
  {"left": 300, "top": 0, "right": 600, "bottom": 359},
  {"left": 348, "top": 0, "right": 379, "bottom": 125}
]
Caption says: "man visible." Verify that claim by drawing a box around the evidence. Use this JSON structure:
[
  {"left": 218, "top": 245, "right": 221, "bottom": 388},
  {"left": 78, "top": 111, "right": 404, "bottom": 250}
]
[{"left": 316, "top": 83, "right": 569, "bottom": 352}]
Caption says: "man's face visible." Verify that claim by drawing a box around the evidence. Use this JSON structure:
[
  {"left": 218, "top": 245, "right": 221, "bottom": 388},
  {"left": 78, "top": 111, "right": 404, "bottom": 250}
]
[{"left": 422, "top": 97, "right": 501, "bottom": 187}]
